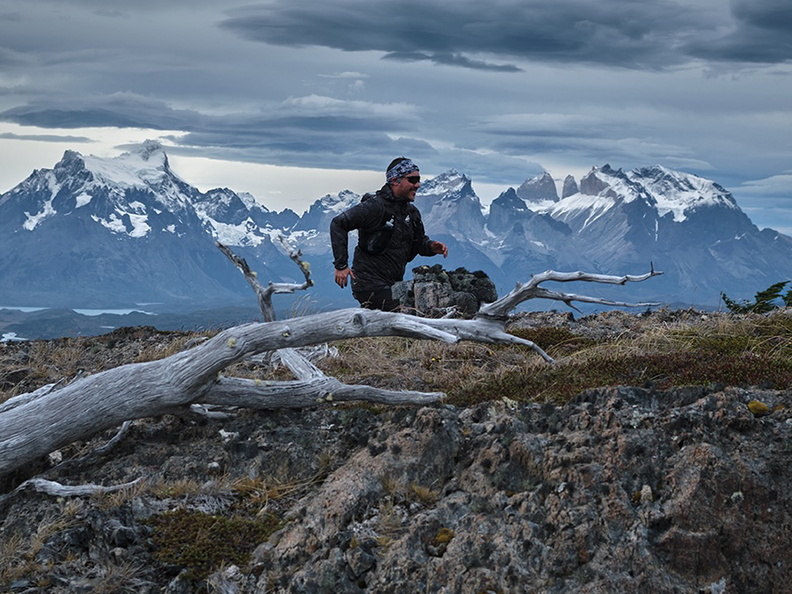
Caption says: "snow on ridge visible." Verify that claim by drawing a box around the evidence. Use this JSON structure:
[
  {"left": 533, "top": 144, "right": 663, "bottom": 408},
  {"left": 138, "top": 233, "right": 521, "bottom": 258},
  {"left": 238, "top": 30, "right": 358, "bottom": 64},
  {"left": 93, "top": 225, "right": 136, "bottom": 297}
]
[
  {"left": 90, "top": 211, "right": 151, "bottom": 238},
  {"left": 592, "top": 167, "right": 647, "bottom": 204},
  {"left": 536, "top": 168, "right": 633, "bottom": 222},
  {"left": 536, "top": 165, "right": 740, "bottom": 226},
  {"left": 543, "top": 193, "right": 616, "bottom": 230},
  {"left": 23, "top": 198, "right": 56, "bottom": 231},
  {"left": 21, "top": 171, "right": 62, "bottom": 230},
  {"left": 630, "top": 165, "right": 738, "bottom": 223},
  {"left": 319, "top": 190, "right": 360, "bottom": 214},
  {"left": 524, "top": 198, "right": 558, "bottom": 211},
  {"left": 83, "top": 150, "right": 167, "bottom": 190},
  {"left": 75, "top": 193, "right": 92, "bottom": 208},
  {"left": 204, "top": 189, "right": 236, "bottom": 207},
  {"left": 207, "top": 217, "right": 274, "bottom": 247},
  {"left": 419, "top": 170, "right": 469, "bottom": 197},
  {"left": 238, "top": 191, "right": 265, "bottom": 212}
]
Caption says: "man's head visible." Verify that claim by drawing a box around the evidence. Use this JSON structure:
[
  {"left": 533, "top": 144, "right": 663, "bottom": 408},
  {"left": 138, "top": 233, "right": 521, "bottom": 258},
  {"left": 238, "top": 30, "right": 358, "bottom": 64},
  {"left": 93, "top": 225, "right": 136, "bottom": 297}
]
[{"left": 386, "top": 157, "right": 420, "bottom": 201}]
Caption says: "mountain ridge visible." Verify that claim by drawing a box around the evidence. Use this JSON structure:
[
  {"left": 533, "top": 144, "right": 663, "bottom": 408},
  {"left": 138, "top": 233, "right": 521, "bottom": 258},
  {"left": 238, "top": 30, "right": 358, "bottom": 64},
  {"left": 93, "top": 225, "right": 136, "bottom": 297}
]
[{"left": 1, "top": 143, "right": 790, "bottom": 321}]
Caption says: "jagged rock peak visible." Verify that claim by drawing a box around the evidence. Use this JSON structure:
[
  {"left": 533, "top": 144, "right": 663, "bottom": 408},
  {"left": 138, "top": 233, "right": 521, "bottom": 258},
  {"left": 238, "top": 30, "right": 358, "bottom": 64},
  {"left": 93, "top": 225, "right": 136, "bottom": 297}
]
[
  {"left": 57, "top": 149, "right": 86, "bottom": 169},
  {"left": 419, "top": 169, "right": 476, "bottom": 202},
  {"left": 561, "top": 174, "right": 578, "bottom": 198},
  {"left": 491, "top": 187, "right": 529, "bottom": 211},
  {"left": 132, "top": 139, "right": 170, "bottom": 169},
  {"left": 579, "top": 166, "right": 611, "bottom": 196},
  {"left": 515, "top": 171, "right": 558, "bottom": 204},
  {"left": 49, "top": 150, "right": 91, "bottom": 186},
  {"left": 579, "top": 164, "right": 653, "bottom": 204}
]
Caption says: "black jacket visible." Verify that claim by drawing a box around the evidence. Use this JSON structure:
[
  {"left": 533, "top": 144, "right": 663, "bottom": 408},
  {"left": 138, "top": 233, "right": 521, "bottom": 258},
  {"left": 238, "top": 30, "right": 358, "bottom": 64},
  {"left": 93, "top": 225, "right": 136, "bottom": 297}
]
[{"left": 330, "top": 184, "right": 435, "bottom": 294}]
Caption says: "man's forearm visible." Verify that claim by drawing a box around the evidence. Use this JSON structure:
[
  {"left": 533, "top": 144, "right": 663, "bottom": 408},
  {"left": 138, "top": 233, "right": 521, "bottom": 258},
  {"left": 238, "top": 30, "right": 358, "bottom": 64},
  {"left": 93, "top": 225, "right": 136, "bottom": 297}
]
[{"left": 329, "top": 217, "right": 350, "bottom": 269}]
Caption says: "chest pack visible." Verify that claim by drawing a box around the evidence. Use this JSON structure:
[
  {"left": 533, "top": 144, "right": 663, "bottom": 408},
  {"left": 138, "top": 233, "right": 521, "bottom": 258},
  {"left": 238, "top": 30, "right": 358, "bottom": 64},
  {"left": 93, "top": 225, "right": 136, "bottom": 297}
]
[{"left": 358, "top": 193, "right": 420, "bottom": 256}]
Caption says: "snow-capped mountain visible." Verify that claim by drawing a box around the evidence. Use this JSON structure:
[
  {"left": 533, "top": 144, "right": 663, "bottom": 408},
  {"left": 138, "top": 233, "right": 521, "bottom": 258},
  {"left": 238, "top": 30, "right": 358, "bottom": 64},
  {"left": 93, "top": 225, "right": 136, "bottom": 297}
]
[
  {"left": 503, "top": 165, "right": 792, "bottom": 304},
  {"left": 2, "top": 142, "right": 790, "bottom": 313},
  {"left": 286, "top": 163, "right": 792, "bottom": 307},
  {"left": 414, "top": 170, "right": 487, "bottom": 242},
  {"left": 0, "top": 142, "right": 297, "bottom": 309}
]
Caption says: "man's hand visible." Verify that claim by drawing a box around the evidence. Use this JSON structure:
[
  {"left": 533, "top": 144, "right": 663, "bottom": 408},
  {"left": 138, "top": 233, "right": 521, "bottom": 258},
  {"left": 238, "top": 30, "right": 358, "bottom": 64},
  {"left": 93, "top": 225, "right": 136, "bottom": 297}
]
[
  {"left": 334, "top": 267, "right": 355, "bottom": 288},
  {"left": 430, "top": 241, "right": 448, "bottom": 258}
]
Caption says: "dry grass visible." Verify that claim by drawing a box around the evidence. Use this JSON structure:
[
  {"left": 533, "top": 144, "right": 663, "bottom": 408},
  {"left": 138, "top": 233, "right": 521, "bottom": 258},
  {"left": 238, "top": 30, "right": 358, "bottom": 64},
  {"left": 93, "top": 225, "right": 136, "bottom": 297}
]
[
  {"left": 312, "top": 309, "right": 792, "bottom": 406},
  {"left": 83, "top": 560, "right": 150, "bottom": 594},
  {"left": 0, "top": 532, "right": 29, "bottom": 584},
  {"left": 2, "top": 309, "right": 791, "bottom": 409},
  {"left": 0, "top": 505, "right": 82, "bottom": 584},
  {"left": 379, "top": 473, "right": 440, "bottom": 505},
  {"left": 92, "top": 478, "right": 150, "bottom": 510},
  {"left": 375, "top": 499, "right": 405, "bottom": 547},
  {"left": 0, "top": 328, "right": 214, "bottom": 403},
  {"left": 231, "top": 467, "right": 330, "bottom": 515}
]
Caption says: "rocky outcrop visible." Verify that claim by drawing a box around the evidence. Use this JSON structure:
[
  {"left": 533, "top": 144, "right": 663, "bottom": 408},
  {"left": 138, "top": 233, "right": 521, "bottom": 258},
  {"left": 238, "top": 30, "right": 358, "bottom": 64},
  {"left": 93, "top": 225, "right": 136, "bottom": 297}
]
[
  {"left": 393, "top": 265, "right": 499, "bottom": 316},
  {"left": 254, "top": 386, "right": 790, "bottom": 593},
  {"left": 561, "top": 174, "right": 579, "bottom": 199},
  {"left": 515, "top": 172, "right": 559, "bottom": 205},
  {"left": 1, "top": 381, "right": 789, "bottom": 593}
]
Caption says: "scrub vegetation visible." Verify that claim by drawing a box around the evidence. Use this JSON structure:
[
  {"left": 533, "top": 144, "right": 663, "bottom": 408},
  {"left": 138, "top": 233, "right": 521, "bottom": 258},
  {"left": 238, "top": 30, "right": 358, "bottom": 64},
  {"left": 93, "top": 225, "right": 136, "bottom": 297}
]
[{"left": 2, "top": 308, "right": 791, "bottom": 409}]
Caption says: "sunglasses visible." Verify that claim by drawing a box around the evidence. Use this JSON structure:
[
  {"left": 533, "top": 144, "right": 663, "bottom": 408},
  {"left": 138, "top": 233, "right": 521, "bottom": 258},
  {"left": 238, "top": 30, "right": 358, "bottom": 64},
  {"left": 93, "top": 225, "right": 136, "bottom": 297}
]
[{"left": 404, "top": 176, "right": 421, "bottom": 184}]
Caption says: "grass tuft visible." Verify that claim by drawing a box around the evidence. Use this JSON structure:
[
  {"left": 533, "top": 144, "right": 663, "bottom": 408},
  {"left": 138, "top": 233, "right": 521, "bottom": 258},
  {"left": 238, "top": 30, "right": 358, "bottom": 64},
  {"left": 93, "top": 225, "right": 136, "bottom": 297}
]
[
  {"left": 144, "top": 508, "right": 280, "bottom": 580},
  {"left": 316, "top": 309, "right": 792, "bottom": 406}
]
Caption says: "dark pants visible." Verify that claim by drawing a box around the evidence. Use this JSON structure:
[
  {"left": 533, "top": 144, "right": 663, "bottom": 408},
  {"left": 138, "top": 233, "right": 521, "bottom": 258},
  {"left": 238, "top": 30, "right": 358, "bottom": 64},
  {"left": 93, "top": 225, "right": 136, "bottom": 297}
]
[{"left": 354, "top": 287, "right": 400, "bottom": 312}]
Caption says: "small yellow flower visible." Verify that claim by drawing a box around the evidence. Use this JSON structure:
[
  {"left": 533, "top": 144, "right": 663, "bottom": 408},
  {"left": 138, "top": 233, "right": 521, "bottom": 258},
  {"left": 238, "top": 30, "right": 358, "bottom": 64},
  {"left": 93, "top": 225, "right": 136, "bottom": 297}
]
[{"left": 747, "top": 400, "right": 770, "bottom": 416}]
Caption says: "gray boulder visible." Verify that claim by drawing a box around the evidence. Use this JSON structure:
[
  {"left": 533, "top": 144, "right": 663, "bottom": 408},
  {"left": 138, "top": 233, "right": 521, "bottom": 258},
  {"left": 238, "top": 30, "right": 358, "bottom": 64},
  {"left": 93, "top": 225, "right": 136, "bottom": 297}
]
[{"left": 393, "top": 265, "right": 498, "bottom": 316}]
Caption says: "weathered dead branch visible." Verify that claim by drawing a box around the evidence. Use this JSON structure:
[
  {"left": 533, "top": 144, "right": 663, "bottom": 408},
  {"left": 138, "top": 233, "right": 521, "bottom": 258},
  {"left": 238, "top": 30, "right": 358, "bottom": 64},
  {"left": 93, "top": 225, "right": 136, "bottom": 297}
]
[
  {"left": 0, "top": 477, "right": 142, "bottom": 513},
  {"left": 217, "top": 237, "right": 312, "bottom": 323},
  {"left": 0, "top": 258, "right": 662, "bottom": 479}
]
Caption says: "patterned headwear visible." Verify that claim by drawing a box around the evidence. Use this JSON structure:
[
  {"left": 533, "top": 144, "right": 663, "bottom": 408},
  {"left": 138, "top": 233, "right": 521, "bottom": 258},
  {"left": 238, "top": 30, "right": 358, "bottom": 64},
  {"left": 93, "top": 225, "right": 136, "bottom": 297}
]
[{"left": 386, "top": 158, "right": 419, "bottom": 182}]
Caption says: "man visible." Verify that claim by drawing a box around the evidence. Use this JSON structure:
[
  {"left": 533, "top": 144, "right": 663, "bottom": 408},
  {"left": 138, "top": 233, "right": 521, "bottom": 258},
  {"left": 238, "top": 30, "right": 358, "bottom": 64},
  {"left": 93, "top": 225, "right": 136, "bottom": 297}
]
[{"left": 330, "top": 157, "right": 448, "bottom": 311}]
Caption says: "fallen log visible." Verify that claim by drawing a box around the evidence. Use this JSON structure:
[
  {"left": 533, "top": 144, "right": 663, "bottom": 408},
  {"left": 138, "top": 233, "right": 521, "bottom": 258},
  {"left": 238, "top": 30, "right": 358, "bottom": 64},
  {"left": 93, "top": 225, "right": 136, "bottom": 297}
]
[{"left": 0, "top": 262, "right": 662, "bottom": 479}]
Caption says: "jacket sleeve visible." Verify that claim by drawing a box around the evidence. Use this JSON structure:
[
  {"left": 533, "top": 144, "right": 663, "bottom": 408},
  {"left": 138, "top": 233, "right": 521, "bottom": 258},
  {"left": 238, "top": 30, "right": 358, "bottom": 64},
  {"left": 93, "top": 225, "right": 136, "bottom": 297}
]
[
  {"left": 330, "top": 199, "right": 382, "bottom": 270},
  {"left": 410, "top": 208, "right": 436, "bottom": 259}
]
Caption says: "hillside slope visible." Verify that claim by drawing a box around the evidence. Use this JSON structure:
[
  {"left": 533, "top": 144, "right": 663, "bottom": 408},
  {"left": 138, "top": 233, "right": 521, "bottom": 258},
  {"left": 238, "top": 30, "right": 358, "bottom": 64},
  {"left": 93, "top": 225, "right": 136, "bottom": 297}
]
[{"left": 0, "top": 311, "right": 790, "bottom": 593}]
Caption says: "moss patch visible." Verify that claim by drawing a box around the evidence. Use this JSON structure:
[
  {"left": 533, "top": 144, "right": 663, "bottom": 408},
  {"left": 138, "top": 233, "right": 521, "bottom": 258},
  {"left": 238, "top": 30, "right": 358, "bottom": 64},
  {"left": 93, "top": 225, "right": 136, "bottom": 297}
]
[{"left": 145, "top": 508, "right": 280, "bottom": 580}]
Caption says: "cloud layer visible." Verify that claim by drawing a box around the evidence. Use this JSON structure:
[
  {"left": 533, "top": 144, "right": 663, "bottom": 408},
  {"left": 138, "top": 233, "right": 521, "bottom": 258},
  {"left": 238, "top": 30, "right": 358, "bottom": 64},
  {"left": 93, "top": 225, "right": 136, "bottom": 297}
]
[{"left": 0, "top": 0, "right": 790, "bottom": 230}]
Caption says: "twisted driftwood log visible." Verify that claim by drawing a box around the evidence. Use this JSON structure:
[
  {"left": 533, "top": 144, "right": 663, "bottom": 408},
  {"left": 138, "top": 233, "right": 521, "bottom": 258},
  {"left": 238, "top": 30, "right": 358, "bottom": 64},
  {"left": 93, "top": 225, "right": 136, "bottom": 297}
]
[{"left": 0, "top": 248, "right": 661, "bottom": 479}]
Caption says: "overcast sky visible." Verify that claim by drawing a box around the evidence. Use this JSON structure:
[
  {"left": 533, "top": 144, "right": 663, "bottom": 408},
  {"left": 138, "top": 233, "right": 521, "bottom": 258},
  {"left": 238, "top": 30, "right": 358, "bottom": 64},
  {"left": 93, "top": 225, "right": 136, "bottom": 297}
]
[{"left": 1, "top": 0, "right": 791, "bottom": 232}]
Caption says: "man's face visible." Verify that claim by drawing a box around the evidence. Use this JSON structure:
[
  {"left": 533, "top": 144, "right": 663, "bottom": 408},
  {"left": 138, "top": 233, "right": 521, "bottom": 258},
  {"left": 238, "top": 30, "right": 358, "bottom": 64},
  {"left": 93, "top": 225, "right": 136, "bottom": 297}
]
[{"left": 391, "top": 170, "right": 420, "bottom": 201}]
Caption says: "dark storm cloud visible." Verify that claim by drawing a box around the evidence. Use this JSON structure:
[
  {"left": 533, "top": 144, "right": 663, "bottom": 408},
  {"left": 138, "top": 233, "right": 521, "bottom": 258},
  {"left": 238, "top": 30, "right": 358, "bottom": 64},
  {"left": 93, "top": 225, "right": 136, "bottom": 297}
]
[
  {"left": 0, "top": 95, "right": 204, "bottom": 131},
  {"left": 163, "top": 130, "right": 438, "bottom": 173},
  {"left": 0, "top": 91, "right": 431, "bottom": 171},
  {"left": 219, "top": 0, "right": 792, "bottom": 70},
  {"left": 382, "top": 51, "right": 522, "bottom": 72},
  {"left": 1, "top": 107, "right": 167, "bottom": 130},
  {"left": 218, "top": 0, "right": 768, "bottom": 71},
  {"left": 0, "top": 132, "right": 91, "bottom": 143},
  {"left": 685, "top": 0, "right": 792, "bottom": 63}
]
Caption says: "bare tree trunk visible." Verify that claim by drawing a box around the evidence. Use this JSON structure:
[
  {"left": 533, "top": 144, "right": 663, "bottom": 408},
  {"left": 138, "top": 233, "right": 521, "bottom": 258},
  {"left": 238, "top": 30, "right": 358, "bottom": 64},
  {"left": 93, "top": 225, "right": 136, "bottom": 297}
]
[{"left": 0, "top": 263, "right": 661, "bottom": 479}]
